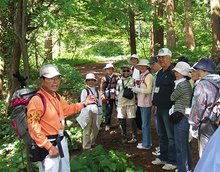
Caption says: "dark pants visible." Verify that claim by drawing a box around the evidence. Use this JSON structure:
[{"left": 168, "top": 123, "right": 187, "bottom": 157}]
[
  {"left": 105, "top": 99, "right": 115, "bottom": 125},
  {"left": 198, "top": 119, "right": 218, "bottom": 157},
  {"left": 157, "top": 108, "right": 176, "bottom": 164}
]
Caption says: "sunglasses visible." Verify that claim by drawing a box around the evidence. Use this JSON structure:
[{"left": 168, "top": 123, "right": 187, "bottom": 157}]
[{"left": 123, "top": 70, "right": 130, "bottom": 72}]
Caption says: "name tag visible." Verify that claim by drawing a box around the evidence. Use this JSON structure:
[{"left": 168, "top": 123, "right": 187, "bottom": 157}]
[{"left": 154, "top": 87, "right": 160, "bottom": 93}]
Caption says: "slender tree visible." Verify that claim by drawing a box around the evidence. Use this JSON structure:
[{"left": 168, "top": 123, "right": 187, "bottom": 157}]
[
  {"left": 184, "top": 0, "right": 195, "bottom": 50},
  {"left": 211, "top": 0, "right": 220, "bottom": 65},
  {"left": 165, "top": 0, "right": 176, "bottom": 48}
]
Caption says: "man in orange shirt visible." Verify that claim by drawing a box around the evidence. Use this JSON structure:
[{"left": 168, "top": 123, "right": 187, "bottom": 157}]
[{"left": 27, "top": 64, "right": 96, "bottom": 172}]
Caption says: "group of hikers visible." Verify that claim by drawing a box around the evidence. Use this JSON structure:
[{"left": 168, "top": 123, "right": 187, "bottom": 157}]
[{"left": 26, "top": 47, "right": 220, "bottom": 172}]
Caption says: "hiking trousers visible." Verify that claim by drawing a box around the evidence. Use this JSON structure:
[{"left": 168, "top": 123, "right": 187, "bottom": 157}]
[{"left": 39, "top": 137, "right": 70, "bottom": 172}]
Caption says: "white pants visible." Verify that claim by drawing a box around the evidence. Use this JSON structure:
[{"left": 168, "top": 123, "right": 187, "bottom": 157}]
[{"left": 39, "top": 137, "right": 70, "bottom": 172}]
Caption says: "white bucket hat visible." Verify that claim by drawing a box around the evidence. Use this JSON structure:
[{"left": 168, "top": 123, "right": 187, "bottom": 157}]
[
  {"left": 39, "top": 64, "right": 62, "bottom": 78},
  {"left": 104, "top": 63, "right": 114, "bottom": 69},
  {"left": 128, "top": 54, "right": 139, "bottom": 64},
  {"left": 136, "top": 59, "right": 150, "bottom": 67},
  {"left": 85, "top": 73, "right": 97, "bottom": 81},
  {"left": 157, "top": 48, "right": 172, "bottom": 57},
  {"left": 172, "top": 61, "right": 191, "bottom": 76}
]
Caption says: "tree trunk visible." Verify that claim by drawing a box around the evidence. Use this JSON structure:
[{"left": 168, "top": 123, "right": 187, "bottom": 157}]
[
  {"left": 10, "top": 1, "right": 23, "bottom": 97},
  {"left": 152, "top": 2, "right": 164, "bottom": 55},
  {"left": 165, "top": 0, "right": 176, "bottom": 48},
  {"left": 129, "top": 9, "right": 137, "bottom": 55},
  {"left": 0, "top": 60, "right": 4, "bottom": 98},
  {"left": 21, "top": 0, "right": 29, "bottom": 79},
  {"left": 184, "top": 0, "right": 195, "bottom": 50},
  {"left": 211, "top": 0, "right": 220, "bottom": 65},
  {"left": 45, "top": 31, "right": 53, "bottom": 60}
]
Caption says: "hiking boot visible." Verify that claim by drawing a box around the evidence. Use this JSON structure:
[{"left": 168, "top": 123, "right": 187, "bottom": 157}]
[
  {"left": 152, "top": 147, "right": 160, "bottom": 156},
  {"left": 151, "top": 158, "right": 166, "bottom": 165},
  {"left": 105, "top": 125, "right": 110, "bottom": 131},
  {"left": 162, "top": 163, "right": 177, "bottom": 171},
  {"left": 128, "top": 138, "right": 137, "bottom": 143},
  {"left": 137, "top": 144, "right": 151, "bottom": 150}
]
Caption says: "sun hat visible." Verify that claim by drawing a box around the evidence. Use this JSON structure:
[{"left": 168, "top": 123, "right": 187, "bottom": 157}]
[
  {"left": 104, "top": 63, "right": 114, "bottom": 69},
  {"left": 157, "top": 48, "right": 172, "bottom": 57},
  {"left": 136, "top": 59, "right": 150, "bottom": 67},
  {"left": 172, "top": 61, "right": 191, "bottom": 76},
  {"left": 193, "top": 58, "right": 216, "bottom": 72},
  {"left": 128, "top": 54, "right": 139, "bottom": 64},
  {"left": 39, "top": 64, "right": 62, "bottom": 78},
  {"left": 85, "top": 73, "right": 97, "bottom": 81},
  {"left": 149, "top": 56, "right": 158, "bottom": 64}
]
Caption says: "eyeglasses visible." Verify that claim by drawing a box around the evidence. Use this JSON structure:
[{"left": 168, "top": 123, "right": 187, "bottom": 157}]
[
  {"left": 45, "top": 76, "right": 61, "bottom": 82},
  {"left": 123, "top": 70, "right": 130, "bottom": 72}
]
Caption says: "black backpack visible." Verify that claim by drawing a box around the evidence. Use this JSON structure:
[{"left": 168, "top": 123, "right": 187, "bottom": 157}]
[{"left": 11, "top": 88, "right": 46, "bottom": 145}]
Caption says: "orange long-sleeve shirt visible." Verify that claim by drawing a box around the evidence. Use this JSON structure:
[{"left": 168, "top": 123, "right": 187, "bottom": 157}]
[{"left": 27, "top": 88, "right": 83, "bottom": 150}]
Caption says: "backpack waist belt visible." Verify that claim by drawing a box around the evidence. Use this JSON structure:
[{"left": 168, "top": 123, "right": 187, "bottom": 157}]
[{"left": 47, "top": 131, "right": 68, "bottom": 158}]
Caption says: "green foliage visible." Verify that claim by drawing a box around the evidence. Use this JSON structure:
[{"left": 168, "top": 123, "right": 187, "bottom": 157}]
[
  {"left": 70, "top": 145, "right": 144, "bottom": 172},
  {"left": 86, "top": 40, "right": 124, "bottom": 56}
]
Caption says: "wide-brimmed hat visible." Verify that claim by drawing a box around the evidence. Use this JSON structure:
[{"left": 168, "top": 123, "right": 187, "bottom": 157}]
[
  {"left": 157, "top": 48, "right": 172, "bottom": 57},
  {"left": 193, "top": 58, "right": 216, "bottom": 72},
  {"left": 39, "top": 64, "right": 62, "bottom": 78},
  {"left": 172, "top": 61, "right": 191, "bottom": 76},
  {"left": 128, "top": 54, "right": 139, "bottom": 64},
  {"left": 136, "top": 59, "right": 150, "bottom": 68},
  {"left": 85, "top": 73, "right": 97, "bottom": 81},
  {"left": 104, "top": 63, "right": 114, "bottom": 69}
]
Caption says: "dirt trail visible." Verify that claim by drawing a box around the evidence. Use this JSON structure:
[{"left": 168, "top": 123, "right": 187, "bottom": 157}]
[{"left": 74, "top": 61, "right": 199, "bottom": 172}]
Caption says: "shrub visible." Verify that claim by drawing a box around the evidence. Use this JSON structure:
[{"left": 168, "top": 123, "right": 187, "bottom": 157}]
[{"left": 70, "top": 145, "right": 144, "bottom": 172}]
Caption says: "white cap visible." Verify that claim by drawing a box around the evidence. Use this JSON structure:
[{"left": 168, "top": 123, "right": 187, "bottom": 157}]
[
  {"left": 39, "top": 64, "right": 62, "bottom": 78},
  {"left": 128, "top": 54, "right": 139, "bottom": 64},
  {"left": 136, "top": 59, "right": 150, "bottom": 67},
  {"left": 85, "top": 73, "right": 97, "bottom": 81},
  {"left": 157, "top": 48, "right": 172, "bottom": 57},
  {"left": 104, "top": 63, "right": 114, "bottom": 69},
  {"left": 172, "top": 61, "right": 190, "bottom": 76}
]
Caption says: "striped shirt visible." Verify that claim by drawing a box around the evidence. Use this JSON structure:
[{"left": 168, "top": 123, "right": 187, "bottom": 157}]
[{"left": 170, "top": 79, "right": 192, "bottom": 116}]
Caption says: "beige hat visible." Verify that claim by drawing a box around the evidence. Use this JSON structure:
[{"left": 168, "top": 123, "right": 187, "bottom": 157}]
[
  {"left": 136, "top": 59, "right": 150, "bottom": 67},
  {"left": 85, "top": 73, "right": 97, "bottom": 81},
  {"left": 172, "top": 61, "right": 191, "bottom": 76},
  {"left": 39, "top": 64, "right": 62, "bottom": 78},
  {"left": 128, "top": 54, "right": 139, "bottom": 64},
  {"left": 104, "top": 63, "right": 114, "bottom": 69},
  {"left": 157, "top": 48, "right": 172, "bottom": 57}
]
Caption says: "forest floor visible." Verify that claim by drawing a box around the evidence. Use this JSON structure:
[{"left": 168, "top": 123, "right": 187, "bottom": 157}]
[{"left": 73, "top": 59, "right": 199, "bottom": 172}]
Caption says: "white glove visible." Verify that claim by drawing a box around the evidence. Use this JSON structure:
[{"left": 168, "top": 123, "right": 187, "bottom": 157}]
[
  {"left": 132, "top": 87, "right": 143, "bottom": 93},
  {"left": 189, "top": 125, "right": 198, "bottom": 139}
]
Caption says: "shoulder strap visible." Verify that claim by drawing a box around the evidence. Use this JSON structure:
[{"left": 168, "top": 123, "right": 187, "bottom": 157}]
[
  {"left": 85, "top": 87, "right": 90, "bottom": 96},
  {"left": 85, "top": 87, "right": 99, "bottom": 99},
  {"left": 35, "top": 93, "right": 47, "bottom": 116},
  {"left": 141, "top": 72, "right": 150, "bottom": 87},
  {"left": 122, "top": 78, "right": 130, "bottom": 89}
]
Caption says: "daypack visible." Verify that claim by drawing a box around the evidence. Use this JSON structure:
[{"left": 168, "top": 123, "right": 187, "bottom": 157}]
[
  {"left": 80, "top": 87, "right": 102, "bottom": 115},
  {"left": 11, "top": 88, "right": 46, "bottom": 145},
  {"left": 202, "top": 79, "right": 220, "bottom": 124}
]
